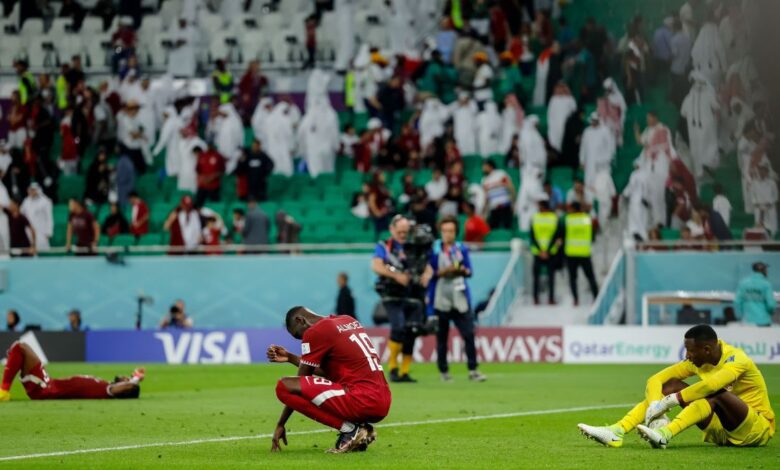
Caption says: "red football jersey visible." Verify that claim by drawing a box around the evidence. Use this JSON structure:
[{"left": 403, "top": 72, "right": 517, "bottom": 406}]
[
  {"left": 22, "top": 364, "right": 112, "bottom": 400},
  {"left": 300, "top": 315, "right": 388, "bottom": 391}
]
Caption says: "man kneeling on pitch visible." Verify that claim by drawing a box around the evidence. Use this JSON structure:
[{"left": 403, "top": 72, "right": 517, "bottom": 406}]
[
  {"left": 578, "top": 325, "right": 774, "bottom": 448},
  {"left": 0, "top": 341, "right": 144, "bottom": 401},
  {"left": 267, "top": 307, "right": 392, "bottom": 453}
]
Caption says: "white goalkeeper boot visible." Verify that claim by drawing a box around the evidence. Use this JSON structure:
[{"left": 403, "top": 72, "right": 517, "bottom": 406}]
[
  {"left": 636, "top": 424, "right": 671, "bottom": 449},
  {"left": 577, "top": 423, "right": 624, "bottom": 448}
]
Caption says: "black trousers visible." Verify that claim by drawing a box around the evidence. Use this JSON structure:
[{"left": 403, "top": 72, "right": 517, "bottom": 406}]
[
  {"left": 488, "top": 204, "right": 513, "bottom": 229},
  {"left": 195, "top": 187, "right": 221, "bottom": 208},
  {"left": 566, "top": 256, "right": 598, "bottom": 303},
  {"left": 532, "top": 256, "right": 556, "bottom": 303},
  {"left": 383, "top": 300, "right": 423, "bottom": 355},
  {"left": 435, "top": 309, "right": 478, "bottom": 373}
]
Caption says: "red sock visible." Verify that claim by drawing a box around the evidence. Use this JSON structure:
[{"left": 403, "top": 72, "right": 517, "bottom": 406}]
[
  {"left": 275, "top": 380, "right": 344, "bottom": 430},
  {"left": 2, "top": 342, "right": 23, "bottom": 391}
]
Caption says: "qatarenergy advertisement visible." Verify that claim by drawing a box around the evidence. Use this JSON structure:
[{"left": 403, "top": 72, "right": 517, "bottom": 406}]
[{"left": 563, "top": 326, "right": 780, "bottom": 364}]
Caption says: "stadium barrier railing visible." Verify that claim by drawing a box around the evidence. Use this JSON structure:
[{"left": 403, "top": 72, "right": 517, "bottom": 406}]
[
  {"left": 6, "top": 241, "right": 512, "bottom": 257},
  {"left": 480, "top": 239, "right": 524, "bottom": 326},
  {"left": 587, "top": 248, "right": 625, "bottom": 325}
]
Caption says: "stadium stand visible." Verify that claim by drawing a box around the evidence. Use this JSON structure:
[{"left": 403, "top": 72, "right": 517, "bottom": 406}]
[{"left": 0, "top": 0, "right": 775, "bottom": 258}]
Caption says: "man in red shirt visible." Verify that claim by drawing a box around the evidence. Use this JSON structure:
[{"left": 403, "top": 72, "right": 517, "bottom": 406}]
[
  {"left": 129, "top": 191, "right": 149, "bottom": 241},
  {"left": 195, "top": 143, "right": 226, "bottom": 208},
  {"left": 463, "top": 202, "right": 491, "bottom": 242},
  {"left": 267, "top": 307, "right": 392, "bottom": 454},
  {"left": 66, "top": 199, "right": 100, "bottom": 254},
  {"left": 0, "top": 341, "right": 144, "bottom": 401}
]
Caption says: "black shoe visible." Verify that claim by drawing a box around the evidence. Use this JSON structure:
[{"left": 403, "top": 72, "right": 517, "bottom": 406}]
[
  {"left": 327, "top": 424, "right": 371, "bottom": 454},
  {"left": 356, "top": 424, "right": 377, "bottom": 452},
  {"left": 396, "top": 374, "right": 417, "bottom": 383},
  {"left": 389, "top": 368, "right": 400, "bottom": 382}
]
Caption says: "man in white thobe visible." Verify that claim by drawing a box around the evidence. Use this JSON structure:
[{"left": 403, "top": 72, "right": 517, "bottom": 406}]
[
  {"left": 297, "top": 97, "right": 340, "bottom": 177},
  {"left": 547, "top": 82, "right": 577, "bottom": 152},
  {"left": 385, "top": 0, "right": 413, "bottom": 55},
  {"left": 622, "top": 160, "right": 650, "bottom": 241},
  {"left": 214, "top": 103, "right": 245, "bottom": 174},
  {"left": 305, "top": 69, "right": 331, "bottom": 110},
  {"left": 519, "top": 115, "right": 547, "bottom": 180},
  {"left": 265, "top": 102, "right": 296, "bottom": 176},
  {"left": 680, "top": 71, "right": 721, "bottom": 180},
  {"left": 600, "top": 78, "right": 627, "bottom": 147},
  {"left": 636, "top": 112, "right": 676, "bottom": 228},
  {"left": 737, "top": 121, "right": 774, "bottom": 214},
  {"left": 153, "top": 105, "right": 185, "bottom": 177},
  {"left": 751, "top": 165, "right": 778, "bottom": 237},
  {"left": 476, "top": 101, "right": 501, "bottom": 157},
  {"left": 451, "top": 92, "right": 478, "bottom": 155},
  {"left": 20, "top": 183, "right": 53, "bottom": 250},
  {"left": 691, "top": 16, "right": 727, "bottom": 90},
  {"left": 516, "top": 168, "right": 548, "bottom": 231},
  {"left": 579, "top": 112, "right": 615, "bottom": 189},
  {"left": 178, "top": 137, "right": 206, "bottom": 192},
  {"left": 168, "top": 19, "right": 198, "bottom": 78},
  {"left": 500, "top": 94, "right": 524, "bottom": 155},
  {"left": 251, "top": 97, "right": 274, "bottom": 146},
  {"left": 419, "top": 98, "right": 448, "bottom": 152}
]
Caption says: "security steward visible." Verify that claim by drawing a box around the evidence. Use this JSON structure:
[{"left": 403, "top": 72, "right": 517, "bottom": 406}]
[
  {"left": 531, "top": 198, "right": 562, "bottom": 305},
  {"left": 734, "top": 262, "right": 776, "bottom": 326},
  {"left": 562, "top": 202, "right": 599, "bottom": 306},
  {"left": 212, "top": 59, "right": 234, "bottom": 104},
  {"left": 371, "top": 215, "right": 432, "bottom": 383}
]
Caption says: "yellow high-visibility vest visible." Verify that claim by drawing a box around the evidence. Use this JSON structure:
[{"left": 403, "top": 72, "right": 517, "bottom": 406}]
[
  {"left": 564, "top": 213, "right": 593, "bottom": 257},
  {"left": 56, "top": 74, "right": 69, "bottom": 109},
  {"left": 213, "top": 70, "right": 233, "bottom": 104},
  {"left": 531, "top": 212, "right": 559, "bottom": 256}
]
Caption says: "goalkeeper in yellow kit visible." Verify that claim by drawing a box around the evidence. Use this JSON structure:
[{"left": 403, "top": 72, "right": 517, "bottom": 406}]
[{"left": 578, "top": 325, "right": 775, "bottom": 449}]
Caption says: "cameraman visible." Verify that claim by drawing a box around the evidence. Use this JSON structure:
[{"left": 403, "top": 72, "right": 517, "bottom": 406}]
[
  {"left": 428, "top": 216, "right": 486, "bottom": 382},
  {"left": 372, "top": 215, "right": 432, "bottom": 383}
]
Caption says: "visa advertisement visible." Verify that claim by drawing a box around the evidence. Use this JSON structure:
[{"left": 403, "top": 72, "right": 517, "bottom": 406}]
[
  {"left": 85, "top": 328, "right": 564, "bottom": 364},
  {"left": 563, "top": 326, "right": 780, "bottom": 364}
]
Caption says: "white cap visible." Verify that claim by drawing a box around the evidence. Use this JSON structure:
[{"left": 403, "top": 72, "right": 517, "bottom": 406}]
[
  {"left": 589, "top": 111, "right": 599, "bottom": 121},
  {"left": 367, "top": 117, "right": 382, "bottom": 130}
]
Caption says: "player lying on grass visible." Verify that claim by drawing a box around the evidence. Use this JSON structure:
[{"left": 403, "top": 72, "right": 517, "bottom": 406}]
[
  {"left": 0, "top": 341, "right": 144, "bottom": 401},
  {"left": 267, "top": 306, "right": 392, "bottom": 454},
  {"left": 578, "top": 325, "right": 775, "bottom": 449}
]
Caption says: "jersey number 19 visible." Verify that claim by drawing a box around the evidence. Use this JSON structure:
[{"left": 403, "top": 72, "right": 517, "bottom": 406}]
[{"left": 349, "top": 333, "right": 384, "bottom": 372}]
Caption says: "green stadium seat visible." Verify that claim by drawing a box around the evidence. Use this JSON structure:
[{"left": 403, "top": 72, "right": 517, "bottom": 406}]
[
  {"left": 485, "top": 229, "right": 513, "bottom": 242},
  {"left": 57, "top": 175, "right": 85, "bottom": 203}
]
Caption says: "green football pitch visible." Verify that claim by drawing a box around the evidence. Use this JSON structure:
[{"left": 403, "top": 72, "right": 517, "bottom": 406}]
[{"left": 1, "top": 363, "right": 778, "bottom": 468}]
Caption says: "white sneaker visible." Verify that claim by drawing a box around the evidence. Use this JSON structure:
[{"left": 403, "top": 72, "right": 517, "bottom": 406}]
[
  {"left": 468, "top": 370, "right": 487, "bottom": 382},
  {"left": 441, "top": 372, "right": 454, "bottom": 382},
  {"left": 577, "top": 423, "right": 623, "bottom": 448},
  {"left": 636, "top": 424, "right": 670, "bottom": 449}
]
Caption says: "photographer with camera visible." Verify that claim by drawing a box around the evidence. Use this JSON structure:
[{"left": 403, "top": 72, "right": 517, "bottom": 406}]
[
  {"left": 372, "top": 215, "right": 433, "bottom": 383},
  {"left": 428, "top": 216, "right": 486, "bottom": 383}
]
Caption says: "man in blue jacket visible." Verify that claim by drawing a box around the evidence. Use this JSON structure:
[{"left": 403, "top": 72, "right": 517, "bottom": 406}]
[
  {"left": 734, "top": 262, "right": 776, "bottom": 326},
  {"left": 427, "top": 216, "right": 486, "bottom": 382}
]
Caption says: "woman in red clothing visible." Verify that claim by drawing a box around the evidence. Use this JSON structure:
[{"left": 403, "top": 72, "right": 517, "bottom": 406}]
[{"left": 367, "top": 171, "right": 392, "bottom": 239}]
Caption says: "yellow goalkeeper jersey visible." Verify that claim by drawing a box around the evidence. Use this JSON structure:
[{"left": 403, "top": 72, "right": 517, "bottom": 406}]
[{"left": 645, "top": 340, "right": 775, "bottom": 432}]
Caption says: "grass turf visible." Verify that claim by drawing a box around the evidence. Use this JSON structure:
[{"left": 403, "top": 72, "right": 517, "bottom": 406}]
[{"left": 1, "top": 363, "right": 777, "bottom": 468}]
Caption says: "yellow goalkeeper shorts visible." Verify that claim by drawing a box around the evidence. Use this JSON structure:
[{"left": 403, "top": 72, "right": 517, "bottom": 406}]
[{"left": 702, "top": 407, "right": 775, "bottom": 447}]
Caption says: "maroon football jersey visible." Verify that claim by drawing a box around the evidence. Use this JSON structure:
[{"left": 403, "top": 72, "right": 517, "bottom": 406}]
[{"left": 300, "top": 315, "right": 388, "bottom": 391}]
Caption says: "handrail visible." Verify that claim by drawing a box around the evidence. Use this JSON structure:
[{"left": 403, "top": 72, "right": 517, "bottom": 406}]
[
  {"left": 480, "top": 239, "right": 524, "bottom": 325},
  {"left": 587, "top": 248, "right": 625, "bottom": 324},
  {"left": 4, "top": 241, "right": 512, "bottom": 257},
  {"left": 637, "top": 240, "right": 780, "bottom": 249}
]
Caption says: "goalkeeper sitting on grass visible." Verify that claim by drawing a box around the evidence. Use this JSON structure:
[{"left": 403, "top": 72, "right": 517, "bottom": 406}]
[{"left": 578, "top": 324, "right": 775, "bottom": 449}]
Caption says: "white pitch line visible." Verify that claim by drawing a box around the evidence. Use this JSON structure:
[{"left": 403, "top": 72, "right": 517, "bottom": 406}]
[{"left": 0, "top": 403, "right": 631, "bottom": 462}]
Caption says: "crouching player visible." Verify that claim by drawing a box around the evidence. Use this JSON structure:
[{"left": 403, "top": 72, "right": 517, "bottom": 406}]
[
  {"left": 268, "top": 306, "right": 392, "bottom": 453},
  {"left": 0, "top": 341, "right": 144, "bottom": 401},
  {"left": 578, "top": 325, "right": 774, "bottom": 449}
]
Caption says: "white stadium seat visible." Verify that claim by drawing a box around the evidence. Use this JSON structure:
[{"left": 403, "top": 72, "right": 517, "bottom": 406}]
[
  {"left": 149, "top": 32, "right": 173, "bottom": 67},
  {"left": 240, "top": 30, "right": 273, "bottom": 63},
  {"left": 159, "top": 0, "right": 182, "bottom": 29},
  {"left": 80, "top": 16, "right": 104, "bottom": 34},
  {"left": 27, "top": 35, "right": 59, "bottom": 69},
  {"left": 84, "top": 34, "right": 112, "bottom": 71},
  {"left": 0, "top": 34, "right": 23, "bottom": 69},
  {"left": 271, "top": 29, "right": 306, "bottom": 69},
  {"left": 49, "top": 17, "right": 73, "bottom": 37},
  {"left": 138, "top": 15, "right": 163, "bottom": 44},
  {"left": 59, "top": 35, "right": 86, "bottom": 65},
  {"left": 20, "top": 18, "right": 44, "bottom": 39}
]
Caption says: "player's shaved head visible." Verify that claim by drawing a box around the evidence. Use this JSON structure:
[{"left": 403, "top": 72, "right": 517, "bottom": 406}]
[
  {"left": 683, "top": 325, "right": 721, "bottom": 367},
  {"left": 684, "top": 324, "right": 718, "bottom": 344},
  {"left": 285, "top": 306, "right": 322, "bottom": 340}
]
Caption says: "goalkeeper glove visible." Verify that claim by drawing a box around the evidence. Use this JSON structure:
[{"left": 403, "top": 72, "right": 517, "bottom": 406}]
[{"left": 645, "top": 393, "right": 680, "bottom": 423}]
